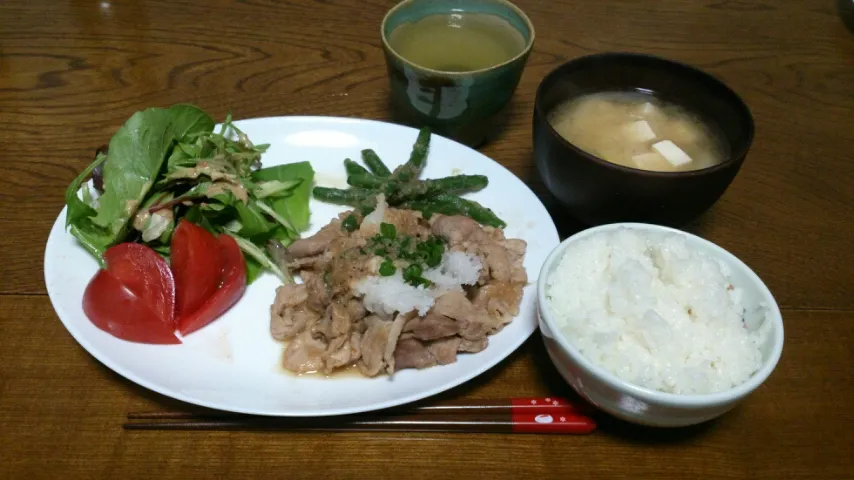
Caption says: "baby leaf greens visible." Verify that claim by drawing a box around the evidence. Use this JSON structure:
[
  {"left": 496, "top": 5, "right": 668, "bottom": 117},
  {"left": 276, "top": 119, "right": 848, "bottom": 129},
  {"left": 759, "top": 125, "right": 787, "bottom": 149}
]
[{"left": 65, "top": 104, "right": 315, "bottom": 284}]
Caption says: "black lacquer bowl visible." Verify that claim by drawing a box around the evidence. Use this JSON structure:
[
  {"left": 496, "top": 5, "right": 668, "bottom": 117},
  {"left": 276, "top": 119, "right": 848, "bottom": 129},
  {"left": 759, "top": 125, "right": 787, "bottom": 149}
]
[{"left": 533, "top": 52, "right": 755, "bottom": 227}]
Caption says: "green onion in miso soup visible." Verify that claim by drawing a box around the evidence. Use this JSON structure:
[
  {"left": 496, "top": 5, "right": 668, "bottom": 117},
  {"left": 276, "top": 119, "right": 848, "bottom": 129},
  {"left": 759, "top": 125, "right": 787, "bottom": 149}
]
[
  {"left": 388, "top": 12, "right": 526, "bottom": 72},
  {"left": 547, "top": 92, "right": 730, "bottom": 172}
]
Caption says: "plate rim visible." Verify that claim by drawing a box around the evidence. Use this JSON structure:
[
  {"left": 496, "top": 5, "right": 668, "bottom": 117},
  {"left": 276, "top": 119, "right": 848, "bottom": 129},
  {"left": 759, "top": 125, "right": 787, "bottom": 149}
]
[{"left": 43, "top": 115, "right": 560, "bottom": 417}]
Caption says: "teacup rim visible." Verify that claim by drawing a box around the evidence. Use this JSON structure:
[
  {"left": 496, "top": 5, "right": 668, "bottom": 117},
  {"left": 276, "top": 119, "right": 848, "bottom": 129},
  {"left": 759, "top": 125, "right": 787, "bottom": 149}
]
[{"left": 380, "top": 0, "right": 536, "bottom": 76}]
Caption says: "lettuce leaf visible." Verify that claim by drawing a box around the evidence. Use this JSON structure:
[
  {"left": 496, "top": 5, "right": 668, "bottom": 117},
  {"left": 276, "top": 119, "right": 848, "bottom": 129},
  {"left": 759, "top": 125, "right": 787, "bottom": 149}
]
[
  {"left": 168, "top": 104, "right": 215, "bottom": 141},
  {"left": 89, "top": 108, "right": 175, "bottom": 241},
  {"left": 251, "top": 162, "right": 315, "bottom": 232}
]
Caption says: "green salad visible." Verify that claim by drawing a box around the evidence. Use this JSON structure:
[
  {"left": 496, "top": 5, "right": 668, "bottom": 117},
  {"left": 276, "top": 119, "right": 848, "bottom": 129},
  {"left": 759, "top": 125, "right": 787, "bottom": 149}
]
[{"left": 64, "top": 104, "right": 315, "bottom": 284}]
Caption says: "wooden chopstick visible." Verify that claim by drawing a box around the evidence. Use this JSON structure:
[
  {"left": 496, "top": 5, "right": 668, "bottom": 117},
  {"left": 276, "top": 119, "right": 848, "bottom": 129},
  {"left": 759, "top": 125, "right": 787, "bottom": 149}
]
[{"left": 124, "top": 397, "right": 597, "bottom": 434}]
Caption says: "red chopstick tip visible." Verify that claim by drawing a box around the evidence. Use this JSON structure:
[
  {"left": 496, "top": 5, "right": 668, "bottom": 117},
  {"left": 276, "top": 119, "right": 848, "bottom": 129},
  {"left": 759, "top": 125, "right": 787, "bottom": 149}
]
[{"left": 511, "top": 413, "right": 597, "bottom": 434}]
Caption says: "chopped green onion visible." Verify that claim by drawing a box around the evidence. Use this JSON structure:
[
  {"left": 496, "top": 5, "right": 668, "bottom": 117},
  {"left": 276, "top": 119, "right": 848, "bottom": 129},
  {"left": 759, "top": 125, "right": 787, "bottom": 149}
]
[
  {"left": 404, "top": 263, "right": 422, "bottom": 279},
  {"left": 341, "top": 213, "right": 358, "bottom": 232},
  {"left": 379, "top": 258, "right": 396, "bottom": 276},
  {"left": 380, "top": 222, "right": 396, "bottom": 239}
]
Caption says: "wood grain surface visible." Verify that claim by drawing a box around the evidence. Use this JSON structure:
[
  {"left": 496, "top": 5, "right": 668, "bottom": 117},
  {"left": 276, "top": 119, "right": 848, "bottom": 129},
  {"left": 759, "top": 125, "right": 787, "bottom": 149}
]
[{"left": 1, "top": 0, "right": 852, "bottom": 478}]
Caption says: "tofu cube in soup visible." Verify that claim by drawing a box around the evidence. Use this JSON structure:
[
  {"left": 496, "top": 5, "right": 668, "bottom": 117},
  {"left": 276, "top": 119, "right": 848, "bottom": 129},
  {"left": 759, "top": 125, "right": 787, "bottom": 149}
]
[
  {"left": 623, "top": 120, "right": 657, "bottom": 143},
  {"left": 632, "top": 152, "right": 672, "bottom": 171},
  {"left": 635, "top": 101, "right": 658, "bottom": 117},
  {"left": 652, "top": 140, "right": 693, "bottom": 167}
]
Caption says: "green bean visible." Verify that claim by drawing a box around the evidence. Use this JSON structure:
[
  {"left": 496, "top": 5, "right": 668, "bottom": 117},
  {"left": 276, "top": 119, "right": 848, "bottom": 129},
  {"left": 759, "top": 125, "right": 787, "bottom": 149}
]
[
  {"left": 347, "top": 174, "right": 385, "bottom": 189},
  {"left": 399, "top": 200, "right": 426, "bottom": 215},
  {"left": 381, "top": 180, "right": 403, "bottom": 201},
  {"left": 438, "top": 194, "right": 506, "bottom": 228},
  {"left": 392, "top": 127, "right": 431, "bottom": 183},
  {"left": 409, "top": 127, "right": 431, "bottom": 171},
  {"left": 402, "top": 194, "right": 506, "bottom": 228},
  {"left": 388, "top": 175, "right": 488, "bottom": 203},
  {"left": 344, "top": 158, "right": 373, "bottom": 178},
  {"left": 357, "top": 196, "right": 378, "bottom": 216},
  {"left": 361, "top": 149, "right": 391, "bottom": 177},
  {"left": 312, "top": 128, "right": 507, "bottom": 229},
  {"left": 312, "top": 186, "right": 374, "bottom": 205},
  {"left": 398, "top": 199, "right": 441, "bottom": 219}
]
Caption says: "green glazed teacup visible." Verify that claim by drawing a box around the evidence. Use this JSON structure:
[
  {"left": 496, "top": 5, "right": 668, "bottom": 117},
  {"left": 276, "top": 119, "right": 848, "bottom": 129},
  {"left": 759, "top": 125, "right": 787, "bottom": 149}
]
[{"left": 381, "top": 0, "right": 535, "bottom": 148}]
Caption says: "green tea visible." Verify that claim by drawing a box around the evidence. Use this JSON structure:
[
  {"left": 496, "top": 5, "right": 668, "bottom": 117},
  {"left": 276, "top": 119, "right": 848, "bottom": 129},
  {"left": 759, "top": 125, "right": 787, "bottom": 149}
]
[{"left": 388, "top": 12, "right": 526, "bottom": 72}]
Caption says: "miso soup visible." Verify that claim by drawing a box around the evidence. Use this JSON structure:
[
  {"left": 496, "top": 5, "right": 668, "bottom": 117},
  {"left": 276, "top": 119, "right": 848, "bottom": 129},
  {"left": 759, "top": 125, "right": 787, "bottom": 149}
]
[
  {"left": 388, "top": 12, "right": 527, "bottom": 72},
  {"left": 547, "top": 92, "right": 729, "bottom": 172}
]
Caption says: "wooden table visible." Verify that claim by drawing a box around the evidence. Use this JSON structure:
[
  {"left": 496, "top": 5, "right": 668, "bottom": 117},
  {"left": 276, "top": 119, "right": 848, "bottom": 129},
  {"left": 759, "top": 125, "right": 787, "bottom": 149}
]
[{"left": 2, "top": 0, "right": 853, "bottom": 478}]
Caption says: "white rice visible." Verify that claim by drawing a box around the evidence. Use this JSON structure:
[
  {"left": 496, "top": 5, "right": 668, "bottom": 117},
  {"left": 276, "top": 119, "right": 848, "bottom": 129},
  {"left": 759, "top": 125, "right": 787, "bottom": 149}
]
[
  {"left": 545, "top": 227, "right": 770, "bottom": 395},
  {"left": 354, "top": 251, "right": 482, "bottom": 317}
]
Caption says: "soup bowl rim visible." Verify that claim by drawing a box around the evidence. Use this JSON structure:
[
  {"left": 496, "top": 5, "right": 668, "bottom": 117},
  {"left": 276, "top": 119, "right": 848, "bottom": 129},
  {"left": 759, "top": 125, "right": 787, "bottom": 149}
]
[
  {"left": 380, "top": 0, "right": 536, "bottom": 77},
  {"left": 534, "top": 51, "right": 755, "bottom": 178}
]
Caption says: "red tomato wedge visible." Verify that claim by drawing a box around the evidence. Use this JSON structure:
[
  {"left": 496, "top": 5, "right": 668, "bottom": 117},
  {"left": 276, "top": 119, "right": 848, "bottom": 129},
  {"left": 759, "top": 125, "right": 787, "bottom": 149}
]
[
  {"left": 82, "top": 243, "right": 179, "bottom": 344},
  {"left": 177, "top": 234, "right": 247, "bottom": 335},
  {"left": 171, "top": 220, "right": 221, "bottom": 318},
  {"left": 103, "top": 243, "right": 176, "bottom": 326}
]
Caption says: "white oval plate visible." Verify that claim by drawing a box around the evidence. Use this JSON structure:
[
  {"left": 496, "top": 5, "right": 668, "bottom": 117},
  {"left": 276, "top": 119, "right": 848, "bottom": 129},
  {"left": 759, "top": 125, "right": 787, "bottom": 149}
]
[{"left": 44, "top": 116, "right": 560, "bottom": 417}]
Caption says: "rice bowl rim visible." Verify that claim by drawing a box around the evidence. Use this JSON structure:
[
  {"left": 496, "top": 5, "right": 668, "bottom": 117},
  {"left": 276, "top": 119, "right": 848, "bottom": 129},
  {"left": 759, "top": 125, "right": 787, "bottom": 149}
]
[{"left": 536, "top": 222, "right": 784, "bottom": 407}]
